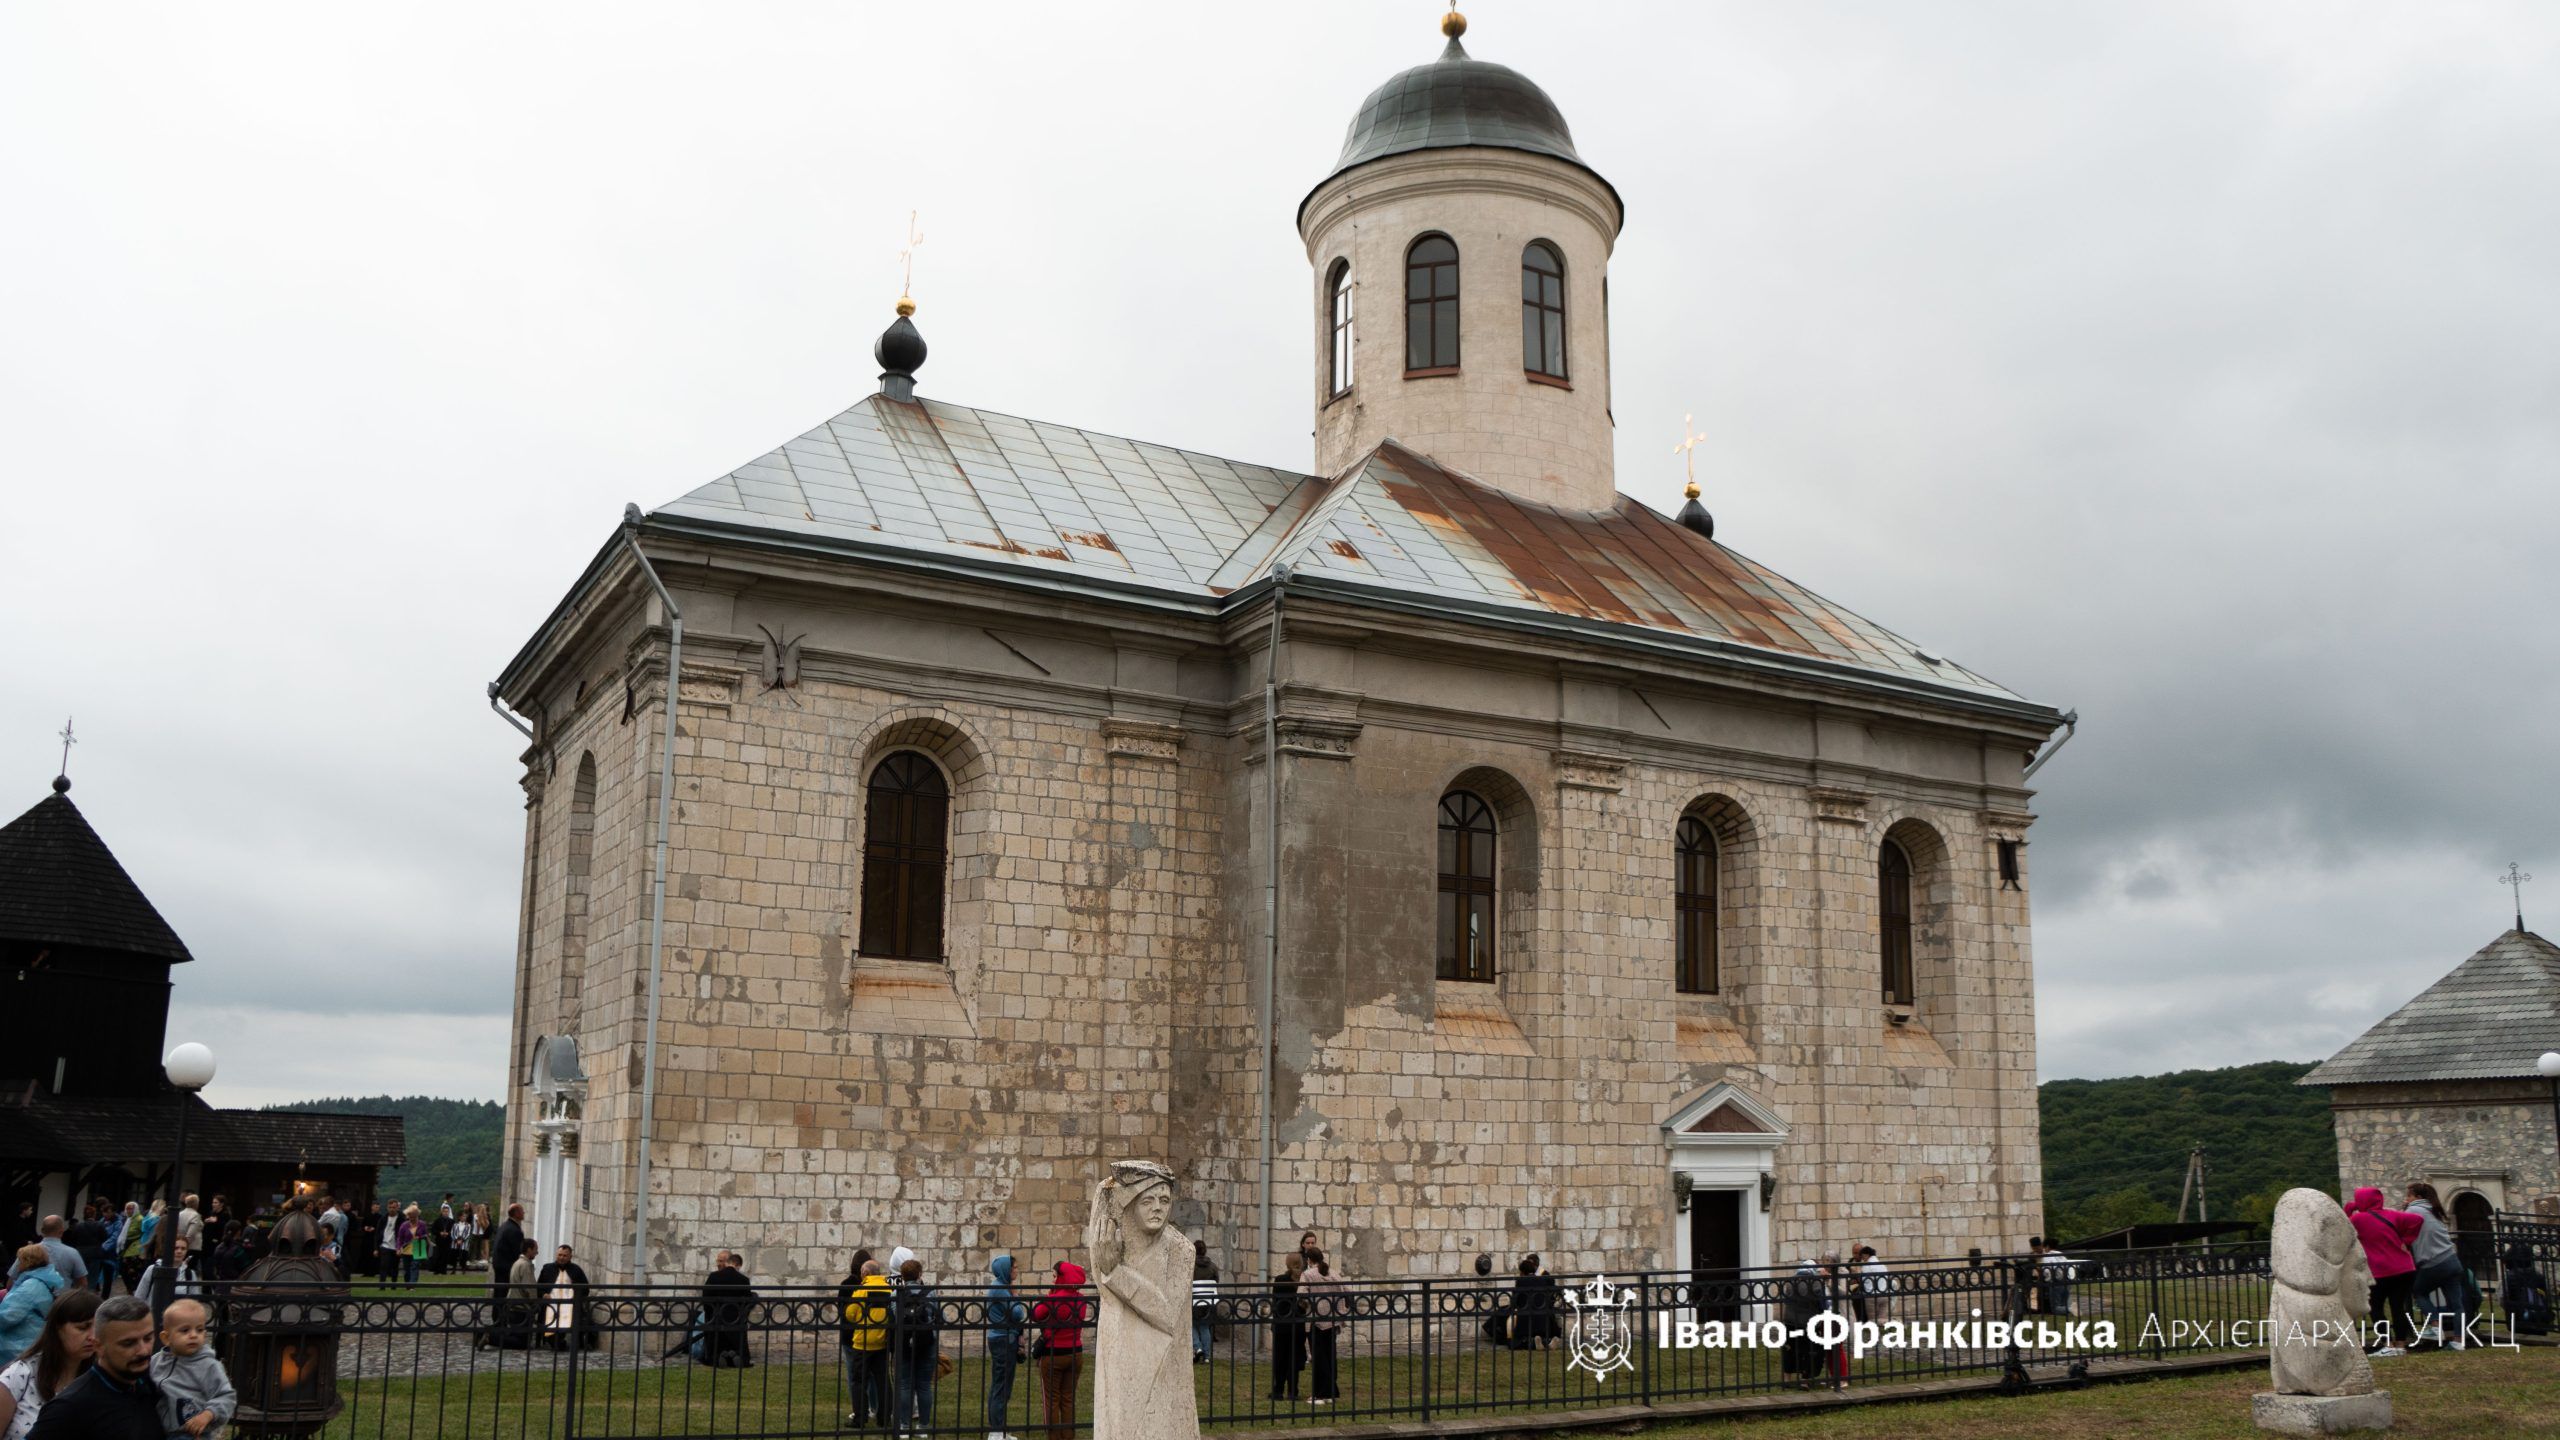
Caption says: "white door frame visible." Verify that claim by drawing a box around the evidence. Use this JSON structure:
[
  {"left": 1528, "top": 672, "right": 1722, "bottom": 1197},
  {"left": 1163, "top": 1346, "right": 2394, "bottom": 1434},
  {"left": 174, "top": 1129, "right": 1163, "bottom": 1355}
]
[{"left": 1664, "top": 1082, "right": 1788, "bottom": 1283}]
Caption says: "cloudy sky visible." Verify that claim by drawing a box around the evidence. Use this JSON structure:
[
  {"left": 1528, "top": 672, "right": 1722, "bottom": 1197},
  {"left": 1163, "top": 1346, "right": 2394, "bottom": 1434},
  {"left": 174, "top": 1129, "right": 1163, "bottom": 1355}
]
[{"left": 3, "top": 2, "right": 2553, "bottom": 1108}]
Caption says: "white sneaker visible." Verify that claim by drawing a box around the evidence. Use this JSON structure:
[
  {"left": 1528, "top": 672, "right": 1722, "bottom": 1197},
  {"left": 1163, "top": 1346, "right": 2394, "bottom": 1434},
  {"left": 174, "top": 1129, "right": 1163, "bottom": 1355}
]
[{"left": 2371, "top": 1347, "right": 2406, "bottom": 1359}]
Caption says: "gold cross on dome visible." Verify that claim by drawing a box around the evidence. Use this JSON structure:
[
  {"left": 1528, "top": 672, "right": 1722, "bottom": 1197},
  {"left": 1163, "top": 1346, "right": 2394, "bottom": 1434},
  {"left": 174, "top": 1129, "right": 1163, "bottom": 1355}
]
[{"left": 1673, "top": 414, "right": 1708, "bottom": 497}]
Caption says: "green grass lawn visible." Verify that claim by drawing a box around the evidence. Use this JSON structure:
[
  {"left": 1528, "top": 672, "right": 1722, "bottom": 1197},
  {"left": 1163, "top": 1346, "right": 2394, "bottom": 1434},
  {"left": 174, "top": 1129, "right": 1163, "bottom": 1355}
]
[
  {"left": 1654, "top": 1344, "right": 2560, "bottom": 1439},
  {"left": 310, "top": 1339, "right": 2558, "bottom": 1440}
]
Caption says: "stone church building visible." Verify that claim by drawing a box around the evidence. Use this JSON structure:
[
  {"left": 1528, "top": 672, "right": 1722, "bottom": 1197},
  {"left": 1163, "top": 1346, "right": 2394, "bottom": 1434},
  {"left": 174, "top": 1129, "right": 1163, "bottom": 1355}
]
[
  {"left": 495, "top": 15, "right": 2067, "bottom": 1285},
  {"left": 2302, "top": 926, "right": 2560, "bottom": 1229}
]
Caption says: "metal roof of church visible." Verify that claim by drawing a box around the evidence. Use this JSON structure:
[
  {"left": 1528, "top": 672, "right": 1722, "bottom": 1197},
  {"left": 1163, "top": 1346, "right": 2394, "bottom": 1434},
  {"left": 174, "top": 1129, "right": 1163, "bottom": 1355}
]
[
  {"left": 2299, "top": 928, "right": 2560, "bottom": 1086},
  {"left": 650, "top": 393, "right": 2030, "bottom": 708}
]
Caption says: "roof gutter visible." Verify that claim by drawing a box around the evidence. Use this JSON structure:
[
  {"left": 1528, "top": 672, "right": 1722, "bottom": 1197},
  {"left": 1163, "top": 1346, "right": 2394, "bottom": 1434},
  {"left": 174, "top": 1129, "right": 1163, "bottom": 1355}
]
[
  {"left": 2023, "top": 710, "right": 2080, "bottom": 780},
  {"left": 498, "top": 517, "right": 2066, "bottom": 737}
]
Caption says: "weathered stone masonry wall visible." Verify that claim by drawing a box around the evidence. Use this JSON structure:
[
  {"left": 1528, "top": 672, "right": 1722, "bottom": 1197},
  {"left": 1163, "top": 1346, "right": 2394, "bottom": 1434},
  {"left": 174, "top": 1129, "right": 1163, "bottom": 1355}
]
[{"left": 506, "top": 579, "right": 2048, "bottom": 1285}]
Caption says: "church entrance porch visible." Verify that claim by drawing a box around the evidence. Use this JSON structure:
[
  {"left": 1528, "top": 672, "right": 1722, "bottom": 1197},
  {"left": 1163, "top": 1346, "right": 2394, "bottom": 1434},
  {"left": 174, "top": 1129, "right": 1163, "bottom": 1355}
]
[{"left": 1665, "top": 1082, "right": 1788, "bottom": 1319}]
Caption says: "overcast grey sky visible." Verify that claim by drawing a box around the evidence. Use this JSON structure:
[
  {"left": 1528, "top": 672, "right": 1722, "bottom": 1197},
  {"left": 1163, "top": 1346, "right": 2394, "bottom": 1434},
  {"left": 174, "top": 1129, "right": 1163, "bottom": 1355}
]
[{"left": 4, "top": 2, "right": 2553, "bottom": 1108}]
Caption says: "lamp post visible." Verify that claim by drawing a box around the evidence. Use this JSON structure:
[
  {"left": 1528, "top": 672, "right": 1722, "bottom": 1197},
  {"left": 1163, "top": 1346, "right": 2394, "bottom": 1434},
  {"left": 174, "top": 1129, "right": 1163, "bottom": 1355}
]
[
  {"left": 2539, "top": 1052, "right": 2560, "bottom": 1200},
  {"left": 163, "top": 1043, "right": 216, "bottom": 1263}
]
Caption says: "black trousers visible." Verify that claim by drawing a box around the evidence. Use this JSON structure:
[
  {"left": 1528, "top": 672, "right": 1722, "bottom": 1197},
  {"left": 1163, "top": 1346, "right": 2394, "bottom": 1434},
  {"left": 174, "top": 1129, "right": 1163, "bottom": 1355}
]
[
  {"left": 1309, "top": 1328, "right": 1339, "bottom": 1400},
  {"left": 2369, "top": 1272, "right": 2419, "bottom": 1347},
  {"left": 1269, "top": 1324, "right": 1304, "bottom": 1398}
]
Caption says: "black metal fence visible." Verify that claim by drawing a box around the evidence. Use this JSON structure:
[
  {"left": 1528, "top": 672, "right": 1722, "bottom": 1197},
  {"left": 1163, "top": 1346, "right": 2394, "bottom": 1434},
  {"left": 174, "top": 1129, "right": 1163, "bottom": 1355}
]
[{"left": 198, "top": 1245, "right": 2276, "bottom": 1440}]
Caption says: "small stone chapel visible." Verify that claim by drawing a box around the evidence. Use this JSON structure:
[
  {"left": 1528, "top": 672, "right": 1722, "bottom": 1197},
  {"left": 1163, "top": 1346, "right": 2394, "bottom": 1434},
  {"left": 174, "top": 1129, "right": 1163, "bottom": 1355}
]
[{"left": 495, "top": 13, "right": 2069, "bottom": 1284}]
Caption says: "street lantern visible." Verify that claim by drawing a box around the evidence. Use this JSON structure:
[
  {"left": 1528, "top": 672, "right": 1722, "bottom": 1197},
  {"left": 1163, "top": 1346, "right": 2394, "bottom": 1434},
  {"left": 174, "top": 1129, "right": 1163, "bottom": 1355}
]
[
  {"left": 163, "top": 1043, "right": 215, "bottom": 1264},
  {"left": 2539, "top": 1052, "right": 2560, "bottom": 1189}
]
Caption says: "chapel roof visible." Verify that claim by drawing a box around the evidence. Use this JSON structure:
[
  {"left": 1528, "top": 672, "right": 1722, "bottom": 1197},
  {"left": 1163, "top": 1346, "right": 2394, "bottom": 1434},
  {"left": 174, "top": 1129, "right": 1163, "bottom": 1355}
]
[
  {"left": 645, "top": 393, "right": 2032, "bottom": 710},
  {"left": 0, "top": 782, "right": 192, "bottom": 964},
  {"left": 0, "top": 1092, "right": 405, "bottom": 1169},
  {"left": 2299, "top": 928, "right": 2560, "bottom": 1086}
]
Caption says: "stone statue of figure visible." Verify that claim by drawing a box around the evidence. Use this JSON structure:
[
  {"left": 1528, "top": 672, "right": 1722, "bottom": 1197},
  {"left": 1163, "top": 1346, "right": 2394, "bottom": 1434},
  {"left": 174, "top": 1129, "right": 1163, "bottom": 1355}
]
[
  {"left": 2267, "top": 1187, "right": 2378, "bottom": 1397},
  {"left": 1084, "top": 1160, "right": 1201, "bottom": 1440}
]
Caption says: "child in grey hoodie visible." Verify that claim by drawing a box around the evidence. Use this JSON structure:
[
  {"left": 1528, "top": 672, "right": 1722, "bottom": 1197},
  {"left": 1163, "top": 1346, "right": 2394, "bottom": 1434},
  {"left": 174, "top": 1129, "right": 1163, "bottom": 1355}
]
[{"left": 150, "top": 1298, "right": 236, "bottom": 1438}]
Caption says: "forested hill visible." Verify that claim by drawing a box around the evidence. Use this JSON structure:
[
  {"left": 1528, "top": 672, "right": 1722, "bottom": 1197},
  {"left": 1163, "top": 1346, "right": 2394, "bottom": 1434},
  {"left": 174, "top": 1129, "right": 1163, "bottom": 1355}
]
[
  {"left": 264, "top": 1096, "right": 505, "bottom": 1208},
  {"left": 2039, "top": 1061, "right": 2339, "bottom": 1244}
]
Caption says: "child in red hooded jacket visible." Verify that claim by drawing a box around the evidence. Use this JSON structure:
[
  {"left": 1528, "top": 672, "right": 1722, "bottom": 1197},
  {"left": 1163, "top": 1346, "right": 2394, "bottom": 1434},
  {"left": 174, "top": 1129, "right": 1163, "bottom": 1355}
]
[
  {"left": 1029, "top": 1261, "right": 1089, "bottom": 1440},
  {"left": 2343, "top": 1187, "right": 2423, "bottom": 1354}
]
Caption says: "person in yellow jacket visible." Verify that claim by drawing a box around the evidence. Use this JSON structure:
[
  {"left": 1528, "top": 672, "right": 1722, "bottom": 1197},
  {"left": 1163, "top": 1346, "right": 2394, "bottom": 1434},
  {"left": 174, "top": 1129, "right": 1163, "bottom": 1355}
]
[{"left": 837, "top": 1257, "right": 893, "bottom": 1428}]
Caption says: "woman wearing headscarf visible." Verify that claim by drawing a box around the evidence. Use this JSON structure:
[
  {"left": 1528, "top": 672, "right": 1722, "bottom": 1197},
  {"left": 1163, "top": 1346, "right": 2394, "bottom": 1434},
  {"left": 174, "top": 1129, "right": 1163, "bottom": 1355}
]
[
  {"left": 1084, "top": 1161, "right": 1200, "bottom": 1440},
  {"left": 1779, "top": 1259, "right": 1825, "bottom": 1390}
]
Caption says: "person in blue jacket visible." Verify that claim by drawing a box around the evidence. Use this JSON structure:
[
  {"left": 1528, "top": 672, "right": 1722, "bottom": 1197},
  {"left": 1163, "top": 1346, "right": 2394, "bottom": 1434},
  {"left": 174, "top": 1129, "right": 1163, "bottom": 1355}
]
[
  {"left": 985, "top": 1253, "right": 1028, "bottom": 1440},
  {"left": 0, "top": 1248, "right": 71, "bottom": 1360}
]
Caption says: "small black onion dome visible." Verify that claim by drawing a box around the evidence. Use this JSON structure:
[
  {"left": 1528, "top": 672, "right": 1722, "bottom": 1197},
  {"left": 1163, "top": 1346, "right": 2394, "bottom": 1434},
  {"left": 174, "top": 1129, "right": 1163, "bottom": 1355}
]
[
  {"left": 876, "top": 298, "right": 926, "bottom": 400},
  {"left": 1304, "top": 12, "right": 1619, "bottom": 224},
  {"left": 1676, "top": 488, "right": 1715, "bottom": 541}
]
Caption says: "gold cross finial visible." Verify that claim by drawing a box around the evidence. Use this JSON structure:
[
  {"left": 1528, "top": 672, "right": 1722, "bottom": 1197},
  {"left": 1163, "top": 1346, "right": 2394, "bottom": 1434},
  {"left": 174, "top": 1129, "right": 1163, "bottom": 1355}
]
[
  {"left": 897, "top": 211, "right": 924, "bottom": 316},
  {"left": 1673, "top": 414, "right": 1708, "bottom": 499}
]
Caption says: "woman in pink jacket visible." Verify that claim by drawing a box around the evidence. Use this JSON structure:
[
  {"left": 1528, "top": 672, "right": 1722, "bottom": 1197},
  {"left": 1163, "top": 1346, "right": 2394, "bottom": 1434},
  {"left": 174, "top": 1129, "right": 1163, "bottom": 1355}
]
[{"left": 2343, "top": 1187, "right": 2423, "bottom": 1354}]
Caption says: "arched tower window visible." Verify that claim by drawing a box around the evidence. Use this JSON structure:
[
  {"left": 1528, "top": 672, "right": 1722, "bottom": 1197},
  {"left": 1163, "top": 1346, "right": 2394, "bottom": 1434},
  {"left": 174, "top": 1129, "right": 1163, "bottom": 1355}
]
[
  {"left": 860, "top": 750, "right": 949, "bottom": 962},
  {"left": 1327, "top": 259, "right": 1355, "bottom": 397},
  {"left": 1521, "top": 241, "right": 1566, "bottom": 379},
  {"left": 1676, "top": 815, "right": 1718, "bottom": 994},
  {"left": 1405, "top": 234, "right": 1460, "bottom": 373},
  {"left": 1437, "top": 790, "right": 1497, "bottom": 982},
  {"left": 1880, "top": 839, "right": 1914, "bottom": 1005}
]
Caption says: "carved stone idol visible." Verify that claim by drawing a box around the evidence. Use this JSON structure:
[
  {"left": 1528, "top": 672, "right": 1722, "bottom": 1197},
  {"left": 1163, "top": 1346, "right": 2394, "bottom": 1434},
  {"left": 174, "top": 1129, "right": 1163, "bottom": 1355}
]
[
  {"left": 2254, "top": 1187, "right": 2392, "bottom": 1435},
  {"left": 1083, "top": 1160, "right": 1202, "bottom": 1440}
]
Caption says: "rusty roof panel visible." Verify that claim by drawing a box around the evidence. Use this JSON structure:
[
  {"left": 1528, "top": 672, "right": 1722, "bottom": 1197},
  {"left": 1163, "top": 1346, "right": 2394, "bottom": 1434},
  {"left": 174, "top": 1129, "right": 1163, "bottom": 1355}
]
[{"left": 654, "top": 395, "right": 2020, "bottom": 702}]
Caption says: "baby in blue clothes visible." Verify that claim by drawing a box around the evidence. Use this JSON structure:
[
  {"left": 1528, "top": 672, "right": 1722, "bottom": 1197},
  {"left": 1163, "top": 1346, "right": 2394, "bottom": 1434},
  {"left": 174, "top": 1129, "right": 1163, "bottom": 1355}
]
[{"left": 149, "top": 1299, "right": 235, "bottom": 1439}]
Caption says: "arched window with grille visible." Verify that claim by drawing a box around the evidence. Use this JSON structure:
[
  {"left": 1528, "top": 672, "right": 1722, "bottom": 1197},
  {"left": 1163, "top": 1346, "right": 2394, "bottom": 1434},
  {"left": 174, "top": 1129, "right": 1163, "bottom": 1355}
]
[
  {"left": 1327, "top": 259, "right": 1355, "bottom": 397},
  {"left": 1676, "top": 815, "right": 1718, "bottom": 994},
  {"left": 1405, "top": 234, "right": 1460, "bottom": 373},
  {"left": 860, "top": 750, "right": 949, "bottom": 962},
  {"left": 1437, "top": 790, "right": 1497, "bottom": 982},
  {"left": 1521, "top": 241, "right": 1566, "bottom": 380},
  {"left": 1879, "top": 839, "right": 1914, "bottom": 1004}
]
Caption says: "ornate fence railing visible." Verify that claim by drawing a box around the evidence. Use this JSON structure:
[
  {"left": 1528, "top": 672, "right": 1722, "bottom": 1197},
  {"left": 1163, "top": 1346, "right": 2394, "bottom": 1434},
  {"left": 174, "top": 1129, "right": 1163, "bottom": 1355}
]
[{"left": 194, "top": 1244, "right": 2274, "bottom": 1439}]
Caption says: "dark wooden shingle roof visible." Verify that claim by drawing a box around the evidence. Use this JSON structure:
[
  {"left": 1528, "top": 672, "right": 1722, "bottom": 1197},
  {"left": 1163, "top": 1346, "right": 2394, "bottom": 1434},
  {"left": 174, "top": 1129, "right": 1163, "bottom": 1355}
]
[
  {"left": 0, "top": 783, "right": 192, "bottom": 963},
  {"left": 0, "top": 1090, "right": 405, "bottom": 1169},
  {"left": 2301, "top": 928, "right": 2560, "bottom": 1086}
]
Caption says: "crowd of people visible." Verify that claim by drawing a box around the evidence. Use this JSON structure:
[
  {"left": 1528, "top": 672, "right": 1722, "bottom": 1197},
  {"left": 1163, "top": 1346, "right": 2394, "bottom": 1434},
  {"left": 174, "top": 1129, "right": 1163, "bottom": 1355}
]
[
  {"left": 0, "top": 1189, "right": 506, "bottom": 1437},
  {"left": 2, "top": 1186, "right": 2548, "bottom": 1437}
]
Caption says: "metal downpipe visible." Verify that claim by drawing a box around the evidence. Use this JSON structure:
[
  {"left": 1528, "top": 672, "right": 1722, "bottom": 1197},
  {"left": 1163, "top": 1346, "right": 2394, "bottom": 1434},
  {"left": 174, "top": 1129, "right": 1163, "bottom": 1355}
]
[
  {"left": 620, "top": 505, "right": 682, "bottom": 1291},
  {"left": 1258, "top": 563, "right": 1291, "bottom": 1275}
]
